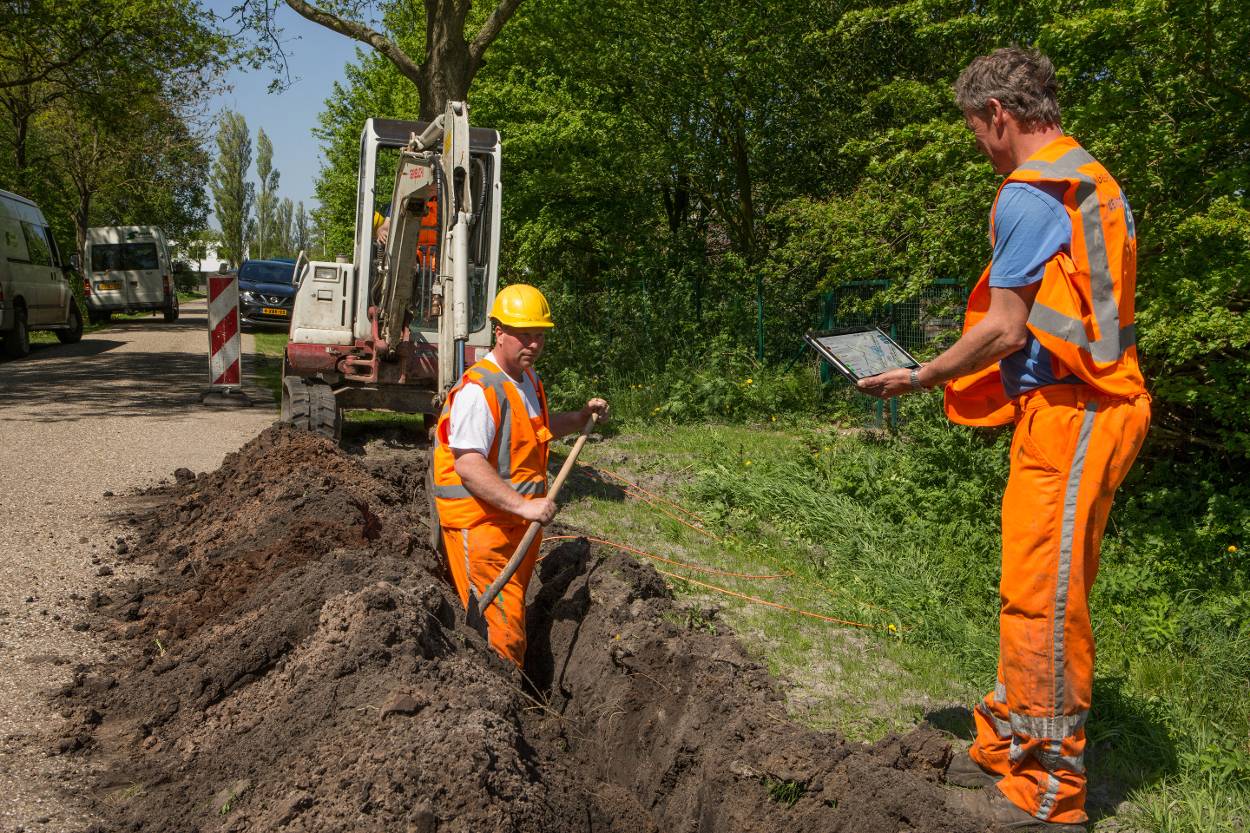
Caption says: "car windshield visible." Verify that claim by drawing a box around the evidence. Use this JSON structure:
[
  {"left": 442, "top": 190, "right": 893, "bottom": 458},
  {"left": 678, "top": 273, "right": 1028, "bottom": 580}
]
[
  {"left": 91, "top": 243, "right": 159, "bottom": 271},
  {"left": 239, "top": 261, "right": 295, "bottom": 284}
]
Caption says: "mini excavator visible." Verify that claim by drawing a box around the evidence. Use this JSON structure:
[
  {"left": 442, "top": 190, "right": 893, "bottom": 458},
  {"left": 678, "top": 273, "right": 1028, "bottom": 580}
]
[{"left": 280, "top": 101, "right": 501, "bottom": 442}]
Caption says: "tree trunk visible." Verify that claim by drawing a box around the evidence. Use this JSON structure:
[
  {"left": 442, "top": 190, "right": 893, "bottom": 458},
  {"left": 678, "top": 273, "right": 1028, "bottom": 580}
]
[
  {"left": 75, "top": 189, "right": 90, "bottom": 259},
  {"left": 283, "top": 0, "right": 523, "bottom": 121},
  {"left": 419, "top": 0, "right": 473, "bottom": 119}
]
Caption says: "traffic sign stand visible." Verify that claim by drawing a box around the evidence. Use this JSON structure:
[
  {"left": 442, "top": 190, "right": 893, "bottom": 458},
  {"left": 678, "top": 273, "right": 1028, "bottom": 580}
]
[{"left": 201, "top": 272, "right": 253, "bottom": 408}]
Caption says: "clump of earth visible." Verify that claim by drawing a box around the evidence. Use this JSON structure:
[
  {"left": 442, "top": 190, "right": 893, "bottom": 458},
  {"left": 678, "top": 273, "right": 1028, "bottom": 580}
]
[{"left": 56, "top": 425, "right": 980, "bottom": 832}]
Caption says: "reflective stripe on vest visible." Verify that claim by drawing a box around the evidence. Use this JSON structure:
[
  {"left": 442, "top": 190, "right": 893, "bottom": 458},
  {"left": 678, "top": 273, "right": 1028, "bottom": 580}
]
[
  {"left": 431, "top": 480, "right": 547, "bottom": 500},
  {"left": 945, "top": 137, "right": 1146, "bottom": 426},
  {"left": 1015, "top": 145, "right": 1136, "bottom": 364},
  {"left": 431, "top": 359, "right": 551, "bottom": 527}
]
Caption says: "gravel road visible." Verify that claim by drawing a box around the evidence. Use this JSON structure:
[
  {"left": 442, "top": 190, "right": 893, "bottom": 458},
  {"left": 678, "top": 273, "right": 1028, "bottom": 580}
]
[{"left": 0, "top": 302, "right": 276, "bottom": 832}]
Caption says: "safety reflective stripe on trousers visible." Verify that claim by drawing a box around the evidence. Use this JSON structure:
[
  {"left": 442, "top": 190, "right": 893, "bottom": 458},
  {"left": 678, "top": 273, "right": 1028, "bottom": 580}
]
[
  {"left": 462, "top": 529, "right": 490, "bottom": 635},
  {"left": 980, "top": 702, "right": 1089, "bottom": 745},
  {"left": 977, "top": 701, "right": 1012, "bottom": 739},
  {"left": 1055, "top": 403, "right": 1098, "bottom": 722},
  {"left": 1037, "top": 740, "right": 1064, "bottom": 820},
  {"left": 1015, "top": 146, "right": 1135, "bottom": 364}
]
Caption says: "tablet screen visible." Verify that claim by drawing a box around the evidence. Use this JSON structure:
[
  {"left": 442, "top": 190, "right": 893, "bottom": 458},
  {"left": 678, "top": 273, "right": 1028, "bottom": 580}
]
[{"left": 812, "top": 330, "right": 918, "bottom": 380}]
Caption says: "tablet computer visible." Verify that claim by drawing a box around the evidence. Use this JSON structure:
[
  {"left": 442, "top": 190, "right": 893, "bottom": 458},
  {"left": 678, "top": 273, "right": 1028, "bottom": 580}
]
[{"left": 804, "top": 327, "right": 920, "bottom": 384}]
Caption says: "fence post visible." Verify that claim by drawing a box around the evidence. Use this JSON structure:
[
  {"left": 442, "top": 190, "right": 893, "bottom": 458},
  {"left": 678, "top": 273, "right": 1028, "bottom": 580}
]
[{"left": 888, "top": 307, "right": 900, "bottom": 431}]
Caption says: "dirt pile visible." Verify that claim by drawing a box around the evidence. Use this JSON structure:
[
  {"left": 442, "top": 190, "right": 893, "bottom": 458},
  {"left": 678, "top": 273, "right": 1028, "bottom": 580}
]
[{"left": 57, "top": 425, "right": 982, "bottom": 832}]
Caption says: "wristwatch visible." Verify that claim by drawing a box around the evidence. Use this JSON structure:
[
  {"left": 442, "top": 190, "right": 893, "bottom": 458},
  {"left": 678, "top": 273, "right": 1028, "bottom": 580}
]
[{"left": 909, "top": 366, "right": 924, "bottom": 391}]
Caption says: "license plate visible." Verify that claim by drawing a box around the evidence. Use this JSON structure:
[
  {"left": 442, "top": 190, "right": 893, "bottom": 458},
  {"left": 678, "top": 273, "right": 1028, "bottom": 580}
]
[
  {"left": 96, "top": 281, "right": 122, "bottom": 291},
  {"left": 262, "top": 307, "right": 289, "bottom": 316}
]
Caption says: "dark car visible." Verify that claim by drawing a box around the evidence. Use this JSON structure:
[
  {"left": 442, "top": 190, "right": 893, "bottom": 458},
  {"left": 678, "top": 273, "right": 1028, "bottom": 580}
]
[{"left": 237, "top": 258, "right": 296, "bottom": 329}]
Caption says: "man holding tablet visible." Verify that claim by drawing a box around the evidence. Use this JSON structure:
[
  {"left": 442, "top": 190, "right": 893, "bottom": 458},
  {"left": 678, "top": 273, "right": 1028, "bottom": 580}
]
[{"left": 857, "top": 48, "right": 1150, "bottom": 831}]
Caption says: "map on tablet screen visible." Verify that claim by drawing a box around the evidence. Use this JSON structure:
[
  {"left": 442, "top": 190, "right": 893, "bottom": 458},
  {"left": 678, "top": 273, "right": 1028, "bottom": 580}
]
[{"left": 804, "top": 328, "right": 920, "bottom": 383}]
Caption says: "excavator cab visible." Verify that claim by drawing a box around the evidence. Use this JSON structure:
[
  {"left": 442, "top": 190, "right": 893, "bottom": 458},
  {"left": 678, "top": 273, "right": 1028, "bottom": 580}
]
[{"left": 282, "top": 102, "right": 502, "bottom": 441}]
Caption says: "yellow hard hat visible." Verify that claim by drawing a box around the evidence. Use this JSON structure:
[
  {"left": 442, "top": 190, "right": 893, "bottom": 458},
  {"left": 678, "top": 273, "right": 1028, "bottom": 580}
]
[{"left": 489, "top": 283, "right": 555, "bottom": 329}]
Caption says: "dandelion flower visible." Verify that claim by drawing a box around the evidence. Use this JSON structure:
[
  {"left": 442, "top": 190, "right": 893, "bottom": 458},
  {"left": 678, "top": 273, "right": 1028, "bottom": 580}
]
[
  {"left": 745, "top": 378, "right": 753, "bottom": 385},
  {"left": 1230, "top": 545, "right": 1239, "bottom": 554},
  {"left": 744, "top": 460, "right": 752, "bottom": 466},
  {"left": 888, "top": 623, "right": 898, "bottom": 633}
]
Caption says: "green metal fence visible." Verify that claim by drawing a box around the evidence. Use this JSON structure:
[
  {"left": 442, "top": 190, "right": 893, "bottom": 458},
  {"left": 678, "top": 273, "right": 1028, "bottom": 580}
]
[{"left": 818, "top": 278, "right": 967, "bottom": 428}]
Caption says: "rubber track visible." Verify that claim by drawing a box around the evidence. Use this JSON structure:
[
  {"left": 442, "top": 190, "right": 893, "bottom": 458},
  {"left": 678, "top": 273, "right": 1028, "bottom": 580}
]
[{"left": 284, "top": 378, "right": 341, "bottom": 442}]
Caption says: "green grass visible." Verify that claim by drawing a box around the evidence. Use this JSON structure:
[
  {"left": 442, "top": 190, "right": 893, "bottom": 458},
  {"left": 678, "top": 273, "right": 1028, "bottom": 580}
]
[
  {"left": 559, "top": 422, "right": 982, "bottom": 741},
  {"left": 243, "top": 332, "right": 428, "bottom": 436},
  {"left": 248, "top": 331, "right": 287, "bottom": 404},
  {"left": 765, "top": 777, "right": 805, "bottom": 806},
  {"left": 553, "top": 394, "right": 1250, "bottom": 833}
]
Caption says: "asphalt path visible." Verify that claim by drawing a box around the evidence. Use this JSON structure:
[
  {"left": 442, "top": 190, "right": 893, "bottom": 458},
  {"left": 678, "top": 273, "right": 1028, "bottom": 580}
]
[{"left": 0, "top": 301, "right": 276, "bottom": 831}]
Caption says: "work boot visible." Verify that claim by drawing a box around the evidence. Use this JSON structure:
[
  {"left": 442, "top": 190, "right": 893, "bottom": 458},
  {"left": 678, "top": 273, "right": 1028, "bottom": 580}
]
[
  {"left": 947, "top": 785, "right": 1086, "bottom": 832},
  {"left": 945, "top": 748, "right": 999, "bottom": 788}
]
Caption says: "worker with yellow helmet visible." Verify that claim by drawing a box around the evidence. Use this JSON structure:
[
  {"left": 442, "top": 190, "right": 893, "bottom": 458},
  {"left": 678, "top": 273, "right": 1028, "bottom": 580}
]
[{"left": 430, "top": 284, "right": 608, "bottom": 667}]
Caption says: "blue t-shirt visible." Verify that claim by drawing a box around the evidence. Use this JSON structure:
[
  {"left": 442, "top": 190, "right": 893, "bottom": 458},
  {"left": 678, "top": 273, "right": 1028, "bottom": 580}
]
[{"left": 988, "top": 182, "right": 1080, "bottom": 396}]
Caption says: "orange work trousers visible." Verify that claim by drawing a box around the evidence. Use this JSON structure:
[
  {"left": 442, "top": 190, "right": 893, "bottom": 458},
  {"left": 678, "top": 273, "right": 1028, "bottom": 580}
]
[
  {"left": 970, "top": 385, "right": 1150, "bottom": 824},
  {"left": 442, "top": 522, "right": 540, "bottom": 668}
]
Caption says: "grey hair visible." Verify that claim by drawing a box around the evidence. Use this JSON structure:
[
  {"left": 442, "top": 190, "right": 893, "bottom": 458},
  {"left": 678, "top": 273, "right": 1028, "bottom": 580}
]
[{"left": 954, "top": 47, "right": 1061, "bottom": 129}]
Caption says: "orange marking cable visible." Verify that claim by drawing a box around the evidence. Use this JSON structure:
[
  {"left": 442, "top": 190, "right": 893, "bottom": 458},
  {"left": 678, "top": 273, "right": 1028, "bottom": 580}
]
[
  {"left": 541, "top": 535, "right": 786, "bottom": 580},
  {"left": 579, "top": 467, "right": 900, "bottom": 627},
  {"left": 566, "top": 467, "right": 716, "bottom": 540},
  {"left": 622, "top": 486, "right": 723, "bottom": 542},
  {"left": 598, "top": 467, "right": 718, "bottom": 527},
  {"left": 653, "top": 569, "right": 882, "bottom": 631}
]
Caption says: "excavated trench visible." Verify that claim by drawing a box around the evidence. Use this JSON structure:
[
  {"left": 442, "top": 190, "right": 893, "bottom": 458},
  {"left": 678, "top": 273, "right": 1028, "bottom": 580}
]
[{"left": 56, "top": 426, "right": 982, "bottom": 833}]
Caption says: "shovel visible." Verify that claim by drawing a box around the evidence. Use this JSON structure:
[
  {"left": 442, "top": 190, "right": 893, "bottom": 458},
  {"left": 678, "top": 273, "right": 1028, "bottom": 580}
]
[{"left": 474, "top": 412, "right": 599, "bottom": 616}]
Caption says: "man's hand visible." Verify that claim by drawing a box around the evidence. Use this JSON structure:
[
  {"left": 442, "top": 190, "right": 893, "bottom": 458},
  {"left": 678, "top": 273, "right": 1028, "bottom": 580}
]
[
  {"left": 858, "top": 368, "right": 915, "bottom": 399},
  {"left": 551, "top": 398, "right": 610, "bottom": 437},
  {"left": 582, "top": 397, "right": 610, "bottom": 423},
  {"left": 516, "top": 497, "right": 557, "bottom": 525},
  {"left": 376, "top": 217, "right": 391, "bottom": 245}
]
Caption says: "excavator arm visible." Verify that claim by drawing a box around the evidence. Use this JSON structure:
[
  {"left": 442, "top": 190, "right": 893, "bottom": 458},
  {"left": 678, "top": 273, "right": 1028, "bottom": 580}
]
[
  {"left": 376, "top": 100, "right": 476, "bottom": 393},
  {"left": 283, "top": 103, "right": 499, "bottom": 441}
]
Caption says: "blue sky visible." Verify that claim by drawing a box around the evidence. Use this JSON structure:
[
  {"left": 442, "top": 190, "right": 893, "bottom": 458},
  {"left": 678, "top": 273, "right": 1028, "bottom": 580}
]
[{"left": 203, "top": 1, "right": 364, "bottom": 228}]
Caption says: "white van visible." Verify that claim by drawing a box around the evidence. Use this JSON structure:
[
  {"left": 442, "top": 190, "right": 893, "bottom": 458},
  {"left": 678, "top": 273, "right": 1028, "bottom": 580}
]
[
  {"left": 84, "top": 226, "right": 179, "bottom": 323},
  {"left": 0, "top": 189, "right": 83, "bottom": 358}
]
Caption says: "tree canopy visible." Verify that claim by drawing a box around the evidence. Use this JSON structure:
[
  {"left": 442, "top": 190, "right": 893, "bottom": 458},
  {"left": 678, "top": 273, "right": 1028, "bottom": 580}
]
[
  {"left": 0, "top": 0, "right": 225, "bottom": 257},
  {"left": 311, "top": 0, "right": 1248, "bottom": 457},
  {"left": 210, "top": 112, "right": 255, "bottom": 268}
]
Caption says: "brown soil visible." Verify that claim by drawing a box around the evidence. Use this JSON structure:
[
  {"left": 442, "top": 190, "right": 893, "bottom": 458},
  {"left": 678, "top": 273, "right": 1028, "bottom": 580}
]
[{"left": 56, "top": 425, "right": 983, "bottom": 833}]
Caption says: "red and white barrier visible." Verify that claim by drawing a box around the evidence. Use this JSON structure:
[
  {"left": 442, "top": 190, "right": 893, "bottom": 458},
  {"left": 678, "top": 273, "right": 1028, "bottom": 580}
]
[{"left": 207, "top": 273, "right": 241, "bottom": 386}]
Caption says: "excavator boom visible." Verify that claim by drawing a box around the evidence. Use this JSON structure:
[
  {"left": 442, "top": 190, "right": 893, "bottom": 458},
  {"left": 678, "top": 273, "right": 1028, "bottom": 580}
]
[{"left": 282, "top": 102, "right": 501, "bottom": 441}]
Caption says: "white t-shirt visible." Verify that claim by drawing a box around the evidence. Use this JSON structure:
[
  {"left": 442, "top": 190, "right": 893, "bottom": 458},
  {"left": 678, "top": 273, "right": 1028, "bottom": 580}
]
[{"left": 447, "top": 352, "right": 542, "bottom": 455}]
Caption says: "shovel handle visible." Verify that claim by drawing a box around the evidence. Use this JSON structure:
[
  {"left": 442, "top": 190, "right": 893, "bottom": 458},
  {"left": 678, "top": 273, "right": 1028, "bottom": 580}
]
[{"left": 475, "top": 412, "right": 598, "bottom": 615}]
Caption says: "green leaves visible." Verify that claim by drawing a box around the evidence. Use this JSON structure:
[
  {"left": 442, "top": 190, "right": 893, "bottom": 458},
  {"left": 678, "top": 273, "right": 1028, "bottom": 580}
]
[{"left": 210, "top": 112, "right": 255, "bottom": 268}]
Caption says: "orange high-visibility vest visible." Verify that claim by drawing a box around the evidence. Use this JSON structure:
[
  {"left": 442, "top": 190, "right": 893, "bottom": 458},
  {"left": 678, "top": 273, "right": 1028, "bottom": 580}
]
[
  {"left": 432, "top": 358, "right": 552, "bottom": 528},
  {"left": 418, "top": 197, "right": 438, "bottom": 245},
  {"left": 945, "top": 136, "right": 1147, "bottom": 426}
]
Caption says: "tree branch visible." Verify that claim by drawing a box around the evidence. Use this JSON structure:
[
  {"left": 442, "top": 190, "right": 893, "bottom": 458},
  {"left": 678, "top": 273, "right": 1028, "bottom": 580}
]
[
  {"left": 468, "top": 0, "right": 523, "bottom": 71},
  {"left": 0, "top": 44, "right": 96, "bottom": 90},
  {"left": 281, "top": 0, "right": 424, "bottom": 86}
]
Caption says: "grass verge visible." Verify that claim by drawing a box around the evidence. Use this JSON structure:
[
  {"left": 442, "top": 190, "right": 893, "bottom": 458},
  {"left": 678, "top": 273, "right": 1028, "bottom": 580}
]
[
  {"left": 243, "top": 331, "right": 427, "bottom": 437},
  {"left": 248, "top": 330, "right": 287, "bottom": 404},
  {"left": 555, "top": 396, "right": 1249, "bottom": 833}
]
